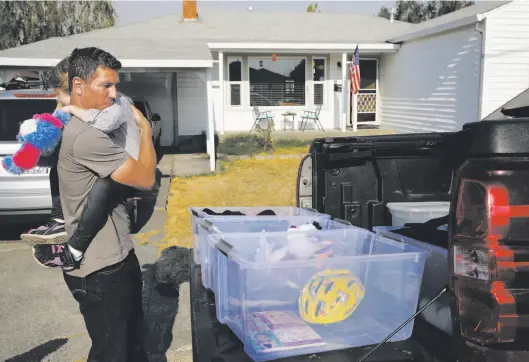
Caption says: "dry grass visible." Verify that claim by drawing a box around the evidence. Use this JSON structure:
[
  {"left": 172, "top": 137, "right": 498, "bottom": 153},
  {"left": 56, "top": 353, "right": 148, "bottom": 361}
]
[
  {"left": 268, "top": 145, "right": 309, "bottom": 155},
  {"left": 163, "top": 158, "right": 301, "bottom": 250}
]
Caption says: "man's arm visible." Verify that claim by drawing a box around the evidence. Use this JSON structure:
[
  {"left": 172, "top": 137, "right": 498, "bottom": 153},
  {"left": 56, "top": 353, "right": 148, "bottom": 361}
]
[
  {"left": 62, "top": 96, "right": 127, "bottom": 133},
  {"left": 72, "top": 107, "right": 155, "bottom": 190},
  {"left": 110, "top": 106, "right": 156, "bottom": 190}
]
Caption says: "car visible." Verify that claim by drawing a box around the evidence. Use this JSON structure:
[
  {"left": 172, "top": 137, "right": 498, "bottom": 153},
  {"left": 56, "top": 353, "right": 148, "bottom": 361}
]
[{"left": 0, "top": 89, "right": 162, "bottom": 221}]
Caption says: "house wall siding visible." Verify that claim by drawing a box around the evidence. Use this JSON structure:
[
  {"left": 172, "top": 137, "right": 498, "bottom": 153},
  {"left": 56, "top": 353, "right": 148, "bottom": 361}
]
[
  {"left": 480, "top": 1, "right": 529, "bottom": 119},
  {"left": 379, "top": 25, "right": 482, "bottom": 133}
]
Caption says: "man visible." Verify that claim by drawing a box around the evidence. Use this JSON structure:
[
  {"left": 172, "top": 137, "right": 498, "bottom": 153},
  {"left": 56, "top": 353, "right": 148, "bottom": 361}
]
[{"left": 58, "top": 47, "right": 156, "bottom": 362}]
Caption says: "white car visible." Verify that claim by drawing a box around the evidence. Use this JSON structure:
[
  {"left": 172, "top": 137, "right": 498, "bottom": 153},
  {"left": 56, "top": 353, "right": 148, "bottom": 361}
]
[{"left": 0, "top": 89, "right": 162, "bottom": 222}]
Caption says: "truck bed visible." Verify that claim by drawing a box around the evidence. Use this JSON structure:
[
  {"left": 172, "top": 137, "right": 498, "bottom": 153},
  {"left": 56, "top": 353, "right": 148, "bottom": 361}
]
[{"left": 189, "top": 255, "right": 456, "bottom": 362}]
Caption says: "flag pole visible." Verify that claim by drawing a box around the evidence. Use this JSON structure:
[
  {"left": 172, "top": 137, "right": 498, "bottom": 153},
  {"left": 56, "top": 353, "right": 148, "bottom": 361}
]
[
  {"left": 341, "top": 52, "right": 348, "bottom": 132},
  {"left": 352, "top": 45, "right": 359, "bottom": 132}
]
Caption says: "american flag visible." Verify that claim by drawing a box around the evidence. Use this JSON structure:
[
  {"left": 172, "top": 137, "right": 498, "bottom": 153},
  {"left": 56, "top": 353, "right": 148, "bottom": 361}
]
[{"left": 350, "top": 45, "right": 360, "bottom": 94}]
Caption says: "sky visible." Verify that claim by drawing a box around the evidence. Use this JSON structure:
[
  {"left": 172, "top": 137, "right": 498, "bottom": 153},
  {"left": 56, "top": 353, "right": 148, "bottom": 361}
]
[{"left": 113, "top": 1, "right": 397, "bottom": 25}]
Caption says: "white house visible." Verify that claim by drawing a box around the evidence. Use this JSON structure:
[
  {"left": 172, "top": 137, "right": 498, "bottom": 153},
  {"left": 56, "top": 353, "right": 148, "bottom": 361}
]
[
  {"left": 0, "top": 0, "right": 527, "bottom": 166},
  {"left": 380, "top": 0, "right": 529, "bottom": 133}
]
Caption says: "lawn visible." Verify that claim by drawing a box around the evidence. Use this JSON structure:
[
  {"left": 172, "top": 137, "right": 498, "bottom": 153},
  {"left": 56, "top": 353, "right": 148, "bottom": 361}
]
[{"left": 162, "top": 157, "right": 302, "bottom": 250}]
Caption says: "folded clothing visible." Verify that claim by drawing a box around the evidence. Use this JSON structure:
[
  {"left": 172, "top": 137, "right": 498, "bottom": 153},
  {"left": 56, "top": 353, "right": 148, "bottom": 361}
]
[{"left": 201, "top": 208, "right": 277, "bottom": 216}]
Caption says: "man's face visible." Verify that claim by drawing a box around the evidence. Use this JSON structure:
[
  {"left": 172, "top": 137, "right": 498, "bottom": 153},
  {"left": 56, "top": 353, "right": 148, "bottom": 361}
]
[{"left": 74, "top": 66, "right": 119, "bottom": 110}]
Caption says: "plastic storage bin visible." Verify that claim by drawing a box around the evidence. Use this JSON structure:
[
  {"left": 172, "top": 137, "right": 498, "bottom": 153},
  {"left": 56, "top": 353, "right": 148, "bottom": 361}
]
[
  {"left": 197, "top": 214, "right": 335, "bottom": 290},
  {"left": 373, "top": 226, "right": 452, "bottom": 335},
  {"left": 189, "top": 206, "right": 327, "bottom": 264},
  {"left": 386, "top": 202, "right": 450, "bottom": 226},
  {"left": 206, "top": 218, "right": 356, "bottom": 294},
  {"left": 214, "top": 227, "right": 429, "bottom": 361}
]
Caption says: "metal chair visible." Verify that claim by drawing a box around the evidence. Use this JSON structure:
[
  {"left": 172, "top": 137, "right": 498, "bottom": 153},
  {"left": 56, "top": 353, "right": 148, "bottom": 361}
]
[
  {"left": 299, "top": 104, "right": 324, "bottom": 131},
  {"left": 249, "top": 104, "right": 274, "bottom": 133}
]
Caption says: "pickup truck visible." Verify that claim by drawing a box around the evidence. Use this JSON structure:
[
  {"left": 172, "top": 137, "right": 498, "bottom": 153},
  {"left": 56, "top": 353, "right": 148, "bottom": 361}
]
[{"left": 190, "top": 90, "right": 529, "bottom": 361}]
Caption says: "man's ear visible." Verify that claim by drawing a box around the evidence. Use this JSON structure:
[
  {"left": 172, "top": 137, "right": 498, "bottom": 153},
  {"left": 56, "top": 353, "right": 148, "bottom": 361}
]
[{"left": 71, "top": 77, "right": 84, "bottom": 96}]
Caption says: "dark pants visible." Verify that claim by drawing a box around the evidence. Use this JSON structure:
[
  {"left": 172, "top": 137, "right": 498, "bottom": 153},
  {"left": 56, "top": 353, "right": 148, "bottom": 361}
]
[
  {"left": 63, "top": 250, "right": 148, "bottom": 362},
  {"left": 49, "top": 165, "right": 64, "bottom": 220}
]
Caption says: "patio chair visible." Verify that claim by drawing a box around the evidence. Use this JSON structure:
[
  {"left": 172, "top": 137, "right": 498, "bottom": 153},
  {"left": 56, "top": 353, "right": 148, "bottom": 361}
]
[
  {"left": 299, "top": 104, "right": 324, "bottom": 131},
  {"left": 249, "top": 104, "right": 274, "bottom": 133}
]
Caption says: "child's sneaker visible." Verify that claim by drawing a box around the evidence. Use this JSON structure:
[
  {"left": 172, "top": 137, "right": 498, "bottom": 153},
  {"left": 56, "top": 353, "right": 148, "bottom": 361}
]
[
  {"left": 32, "top": 243, "right": 77, "bottom": 271},
  {"left": 20, "top": 218, "right": 68, "bottom": 246}
]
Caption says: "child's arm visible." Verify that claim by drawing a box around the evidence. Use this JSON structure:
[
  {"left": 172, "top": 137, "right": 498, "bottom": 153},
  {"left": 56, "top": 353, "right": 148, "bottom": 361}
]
[
  {"left": 67, "top": 177, "right": 132, "bottom": 254},
  {"left": 62, "top": 96, "right": 130, "bottom": 133}
]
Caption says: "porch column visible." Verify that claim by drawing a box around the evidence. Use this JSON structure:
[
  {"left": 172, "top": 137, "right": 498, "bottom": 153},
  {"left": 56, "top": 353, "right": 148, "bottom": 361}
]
[
  {"left": 218, "top": 51, "right": 225, "bottom": 134},
  {"left": 341, "top": 53, "right": 348, "bottom": 132},
  {"left": 352, "top": 92, "right": 358, "bottom": 132},
  {"left": 206, "top": 68, "right": 216, "bottom": 172}
]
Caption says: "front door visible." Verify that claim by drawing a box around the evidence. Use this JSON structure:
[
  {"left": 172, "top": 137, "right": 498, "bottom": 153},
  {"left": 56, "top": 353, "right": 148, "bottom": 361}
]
[{"left": 350, "top": 59, "right": 378, "bottom": 126}]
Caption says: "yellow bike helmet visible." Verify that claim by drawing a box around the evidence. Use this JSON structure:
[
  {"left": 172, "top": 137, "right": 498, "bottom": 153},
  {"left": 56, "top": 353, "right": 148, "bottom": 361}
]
[{"left": 298, "top": 269, "right": 365, "bottom": 325}]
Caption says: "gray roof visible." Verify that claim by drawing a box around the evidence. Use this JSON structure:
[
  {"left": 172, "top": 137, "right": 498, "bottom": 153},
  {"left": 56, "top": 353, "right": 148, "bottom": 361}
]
[
  {"left": 70, "top": 10, "right": 415, "bottom": 44},
  {"left": 0, "top": 36, "right": 212, "bottom": 61},
  {"left": 0, "top": 2, "right": 513, "bottom": 63},
  {"left": 389, "top": 1, "right": 510, "bottom": 42},
  {"left": 0, "top": 10, "right": 414, "bottom": 63}
]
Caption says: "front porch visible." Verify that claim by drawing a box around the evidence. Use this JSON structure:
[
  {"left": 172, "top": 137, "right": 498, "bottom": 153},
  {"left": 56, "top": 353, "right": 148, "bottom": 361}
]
[{"left": 208, "top": 43, "right": 398, "bottom": 135}]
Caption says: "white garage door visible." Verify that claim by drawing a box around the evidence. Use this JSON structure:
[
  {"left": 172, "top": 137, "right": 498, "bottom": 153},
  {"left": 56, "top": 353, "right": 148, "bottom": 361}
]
[{"left": 177, "top": 70, "right": 208, "bottom": 136}]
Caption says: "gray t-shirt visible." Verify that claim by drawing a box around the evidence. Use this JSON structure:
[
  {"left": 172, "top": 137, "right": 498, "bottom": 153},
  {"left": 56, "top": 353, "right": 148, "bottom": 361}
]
[{"left": 58, "top": 116, "right": 133, "bottom": 277}]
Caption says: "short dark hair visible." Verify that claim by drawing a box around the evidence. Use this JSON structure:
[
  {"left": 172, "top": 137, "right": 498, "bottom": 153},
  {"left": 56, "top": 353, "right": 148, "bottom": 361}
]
[
  {"left": 49, "top": 56, "right": 69, "bottom": 91},
  {"left": 68, "top": 47, "right": 122, "bottom": 91}
]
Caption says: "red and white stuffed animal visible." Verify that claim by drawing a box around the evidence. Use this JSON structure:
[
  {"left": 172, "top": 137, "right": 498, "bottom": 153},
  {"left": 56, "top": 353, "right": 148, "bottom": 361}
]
[{"left": 1, "top": 110, "right": 71, "bottom": 174}]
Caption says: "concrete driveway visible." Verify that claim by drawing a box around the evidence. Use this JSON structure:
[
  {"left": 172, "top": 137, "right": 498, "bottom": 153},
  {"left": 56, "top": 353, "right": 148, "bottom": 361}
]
[{"left": 0, "top": 155, "right": 197, "bottom": 362}]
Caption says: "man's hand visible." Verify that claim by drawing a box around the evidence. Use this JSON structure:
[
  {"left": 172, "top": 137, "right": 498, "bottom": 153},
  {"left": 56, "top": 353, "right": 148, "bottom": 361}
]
[{"left": 61, "top": 105, "right": 74, "bottom": 114}]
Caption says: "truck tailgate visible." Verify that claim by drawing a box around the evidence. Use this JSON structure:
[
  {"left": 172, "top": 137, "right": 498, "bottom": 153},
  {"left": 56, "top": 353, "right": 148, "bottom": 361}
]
[{"left": 298, "top": 132, "right": 467, "bottom": 230}]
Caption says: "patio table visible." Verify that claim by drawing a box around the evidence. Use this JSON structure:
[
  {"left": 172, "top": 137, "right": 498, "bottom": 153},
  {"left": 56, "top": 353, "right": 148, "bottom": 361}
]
[{"left": 281, "top": 111, "right": 296, "bottom": 131}]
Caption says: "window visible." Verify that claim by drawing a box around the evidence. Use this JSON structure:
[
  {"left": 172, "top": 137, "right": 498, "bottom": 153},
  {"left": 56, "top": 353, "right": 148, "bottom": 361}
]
[
  {"left": 313, "top": 58, "right": 325, "bottom": 106},
  {"left": 0, "top": 99, "right": 56, "bottom": 141},
  {"left": 228, "top": 57, "right": 242, "bottom": 106},
  {"left": 249, "top": 57, "right": 306, "bottom": 107}
]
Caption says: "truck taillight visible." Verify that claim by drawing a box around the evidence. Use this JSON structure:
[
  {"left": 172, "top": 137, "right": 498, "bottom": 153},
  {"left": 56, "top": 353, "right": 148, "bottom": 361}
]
[{"left": 450, "top": 159, "right": 529, "bottom": 350}]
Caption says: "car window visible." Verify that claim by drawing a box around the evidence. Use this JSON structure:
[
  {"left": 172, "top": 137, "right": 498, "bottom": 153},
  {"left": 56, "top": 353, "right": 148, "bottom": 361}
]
[
  {"left": 132, "top": 100, "right": 148, "bottom": 119},
  {"left": 0, "top": 99, "right": 57, "bottom": 141}
]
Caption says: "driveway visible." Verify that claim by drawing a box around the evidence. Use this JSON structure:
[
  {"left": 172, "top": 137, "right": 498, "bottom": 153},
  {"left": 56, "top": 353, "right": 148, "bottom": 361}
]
[{"left": 0, "top": 155, "right": 195, "bottom": 362}]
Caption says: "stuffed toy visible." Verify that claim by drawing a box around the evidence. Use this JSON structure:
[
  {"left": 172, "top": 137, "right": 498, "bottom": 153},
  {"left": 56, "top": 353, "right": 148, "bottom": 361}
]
[{"left": 1, "top": 110, "right": 71, "bottom": 175}]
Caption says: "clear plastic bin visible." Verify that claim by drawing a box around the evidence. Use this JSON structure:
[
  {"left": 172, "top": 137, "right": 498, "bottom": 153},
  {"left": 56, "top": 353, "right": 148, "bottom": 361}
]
[
  {"left": 373, "top": 226, "right": 452, "bottom": 335},
  {"left": 386, "top": 202, "right": 450, "bottom": 226},
  {"left": 206, "top": 218, "right": 356, "bottom": 293},
  {"left": 197, "top": 215, "right": 335, "bottom": 289},
  {"left": 214, "top": 228, "right": 429, "bottom": 361},
  {"left": 189, "top": 206, "right": 327, "bottom": 264}
]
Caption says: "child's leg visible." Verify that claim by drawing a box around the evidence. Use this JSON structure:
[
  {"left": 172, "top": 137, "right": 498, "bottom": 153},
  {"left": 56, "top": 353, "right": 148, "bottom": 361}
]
[
  {"left": 20, "top": 163, "right": 67, "bottom": 245},
  {"left": 68, "top": 177, "right": 132, "bottom": 254},
  {"left": 33, "top": 177, "right": 133, "bottom": 270}
]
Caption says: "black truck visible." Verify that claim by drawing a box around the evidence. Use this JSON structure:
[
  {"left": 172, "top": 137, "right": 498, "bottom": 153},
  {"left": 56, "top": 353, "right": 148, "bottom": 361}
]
[{"left": 190, "top": 90, "right": 529, "bottom": 362}]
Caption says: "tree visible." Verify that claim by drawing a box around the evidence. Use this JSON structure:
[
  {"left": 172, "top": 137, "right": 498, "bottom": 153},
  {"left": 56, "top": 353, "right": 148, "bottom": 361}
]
[
  {"left": 377, "top": 0, "right": 474, "bottom": 24},
  {"left": 0, "top": 1, "right": 116, "bottom": 51},
  {"left": 307, "top": 2, "right": 320, "bottom": 13}
]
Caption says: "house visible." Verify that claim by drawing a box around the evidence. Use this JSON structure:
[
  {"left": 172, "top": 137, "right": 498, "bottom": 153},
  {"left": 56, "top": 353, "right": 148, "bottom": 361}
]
[{"left": 0, "top": 0, "right": 527, "bottom": 170}]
